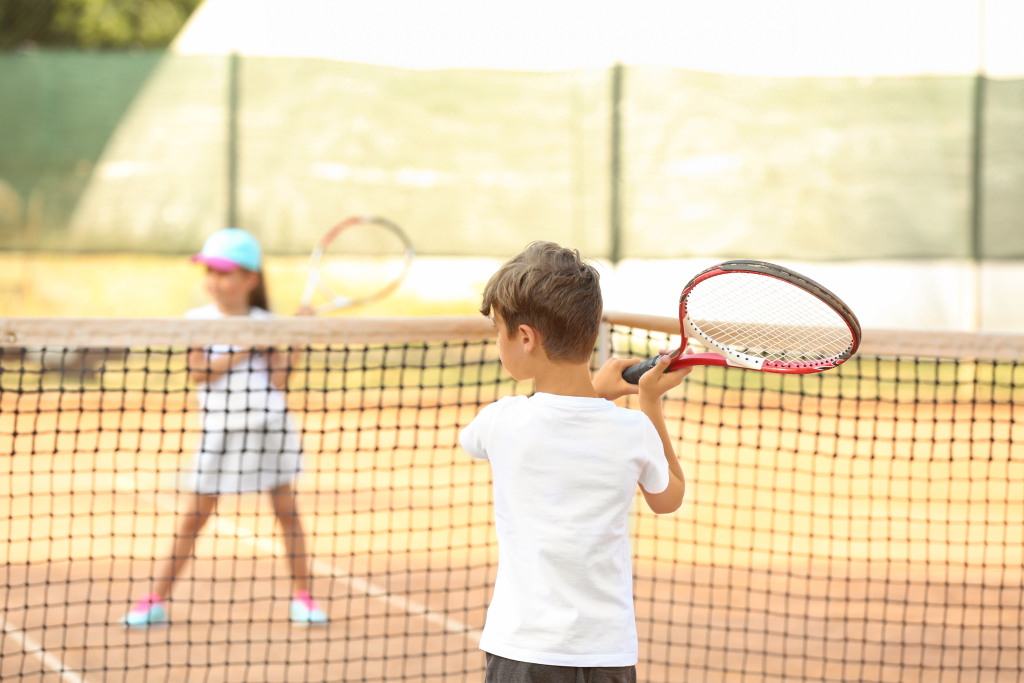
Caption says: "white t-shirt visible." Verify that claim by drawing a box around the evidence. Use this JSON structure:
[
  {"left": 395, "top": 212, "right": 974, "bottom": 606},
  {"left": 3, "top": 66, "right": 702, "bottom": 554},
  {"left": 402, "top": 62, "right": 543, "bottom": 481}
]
[
  {"left": 184, "top": 303, "right": 284, "bottom": 423},
  {"left": 184, "top": 304, "right": 301, "bottom": 495},
  {"left": 459, "top": 392, "right": 670, "bottom": 667}
]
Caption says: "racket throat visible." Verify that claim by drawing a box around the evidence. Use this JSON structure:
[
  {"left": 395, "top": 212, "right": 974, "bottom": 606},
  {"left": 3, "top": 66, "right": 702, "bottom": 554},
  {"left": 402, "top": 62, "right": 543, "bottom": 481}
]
[{"left": 682, "top": 316, "right": 766, "bottom": 371}]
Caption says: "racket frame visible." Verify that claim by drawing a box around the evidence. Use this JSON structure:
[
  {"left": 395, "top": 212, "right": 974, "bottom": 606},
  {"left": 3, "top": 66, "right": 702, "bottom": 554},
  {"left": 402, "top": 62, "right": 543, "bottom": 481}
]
[
  {"left": 300, "top": 215, "right": 415, "bottom": 315},
  {"left": 669, "top": 260, "right": 861, "bottom": 375}
]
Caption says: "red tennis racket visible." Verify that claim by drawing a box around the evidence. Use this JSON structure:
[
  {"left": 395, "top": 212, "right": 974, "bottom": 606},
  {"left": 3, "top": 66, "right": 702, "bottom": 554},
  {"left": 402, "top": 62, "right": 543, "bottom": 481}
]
[{"left": 622, "top": 260, "right": 861, "bottom": 384}]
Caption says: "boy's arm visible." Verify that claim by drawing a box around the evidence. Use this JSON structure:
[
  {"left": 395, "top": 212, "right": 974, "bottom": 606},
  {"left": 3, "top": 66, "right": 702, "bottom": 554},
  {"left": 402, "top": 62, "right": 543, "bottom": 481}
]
[{"left": 637, "top": 354, "right": 688, "bottom": 514}]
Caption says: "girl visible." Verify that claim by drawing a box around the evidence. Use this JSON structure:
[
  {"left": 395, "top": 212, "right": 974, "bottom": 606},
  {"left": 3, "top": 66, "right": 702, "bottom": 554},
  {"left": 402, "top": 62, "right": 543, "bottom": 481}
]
[{"left": 122, "top": 228, "right": 327, "bottom": 627}]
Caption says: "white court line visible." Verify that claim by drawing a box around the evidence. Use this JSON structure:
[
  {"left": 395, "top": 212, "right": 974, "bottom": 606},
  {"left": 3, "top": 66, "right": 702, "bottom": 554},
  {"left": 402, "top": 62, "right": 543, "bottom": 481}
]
[
  {"left": 118, "top": 477, "right": 482, "bottom": 643},
  {"left": 0, "top": 618, "right": 87, "bottom": 683}
]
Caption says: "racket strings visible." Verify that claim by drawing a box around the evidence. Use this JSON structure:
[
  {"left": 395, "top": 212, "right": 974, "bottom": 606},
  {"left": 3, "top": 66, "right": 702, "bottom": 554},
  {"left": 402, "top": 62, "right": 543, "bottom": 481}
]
[
  {"left": 309, "top": 218, "right": 414, "bottom": 310},
  {"left": 687, "top": 273, "right": 853, "bottom": 362}
]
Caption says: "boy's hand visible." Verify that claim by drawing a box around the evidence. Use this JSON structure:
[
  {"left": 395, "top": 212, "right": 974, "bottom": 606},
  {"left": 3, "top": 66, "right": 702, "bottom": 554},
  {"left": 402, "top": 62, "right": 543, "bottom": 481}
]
[
  {"left": 638, "top": 348, "right": 693, "bottom": 404},
  {"left": 592, "top": 357, "right": 643, "bottom": 400},
  {"left": 593, "top": 347, "right": 696, "bottom": 401}
]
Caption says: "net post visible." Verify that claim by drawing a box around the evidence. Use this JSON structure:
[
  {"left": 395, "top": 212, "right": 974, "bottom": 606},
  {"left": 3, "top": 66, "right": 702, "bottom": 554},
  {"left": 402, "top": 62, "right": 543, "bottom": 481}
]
[{"left": 598, "top": 320, "right": 611, "bottom": 366}]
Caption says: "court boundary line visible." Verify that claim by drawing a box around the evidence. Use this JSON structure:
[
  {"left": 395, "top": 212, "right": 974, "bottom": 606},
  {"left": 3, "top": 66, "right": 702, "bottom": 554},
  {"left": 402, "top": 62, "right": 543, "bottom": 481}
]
[
  {"left": 121, "top": 477, "right": 482, "bottom": 643},
  {"left": 1, "top": 617, "right": 87, "bottom": 683}
]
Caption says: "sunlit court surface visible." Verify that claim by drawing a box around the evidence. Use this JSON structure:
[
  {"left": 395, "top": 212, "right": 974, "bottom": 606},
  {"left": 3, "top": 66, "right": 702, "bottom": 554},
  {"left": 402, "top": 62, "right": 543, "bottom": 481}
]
[{"left": 0, "top": 317, "right": 1020, "bottom": 682}]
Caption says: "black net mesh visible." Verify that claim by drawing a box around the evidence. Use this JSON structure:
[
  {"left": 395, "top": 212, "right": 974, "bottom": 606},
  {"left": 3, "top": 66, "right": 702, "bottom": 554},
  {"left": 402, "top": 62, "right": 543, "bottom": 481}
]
[{"left": 0, "top": 322, "right": 1021, "bottom": 682}]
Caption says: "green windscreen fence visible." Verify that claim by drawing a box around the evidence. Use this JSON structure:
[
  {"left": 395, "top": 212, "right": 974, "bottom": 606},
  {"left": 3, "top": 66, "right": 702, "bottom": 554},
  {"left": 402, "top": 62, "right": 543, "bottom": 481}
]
[
  {"left": 1, "top": 50, "right": 1022, "bottom": 260},
  {"left": 625, "top": 70, "right": 974, "bottom": 260},
  {"left": 981, "top": 78, "right": 1024, "bottom": 258},
  {"left": 0, "top": 51, "right": 163, "bottom": 250}
]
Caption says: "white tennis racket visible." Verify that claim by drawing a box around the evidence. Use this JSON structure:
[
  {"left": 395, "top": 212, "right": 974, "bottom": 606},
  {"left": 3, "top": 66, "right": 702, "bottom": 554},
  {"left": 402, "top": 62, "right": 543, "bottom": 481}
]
[{"left": 299, "top": 215, "right": 415, "bottom": 315}]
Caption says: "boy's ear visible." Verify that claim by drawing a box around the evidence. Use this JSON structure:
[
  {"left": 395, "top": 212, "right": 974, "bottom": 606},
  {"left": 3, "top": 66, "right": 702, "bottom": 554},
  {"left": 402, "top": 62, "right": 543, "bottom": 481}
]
[{"left": 518, "top": 324, "right": 542, "bottom": 354}]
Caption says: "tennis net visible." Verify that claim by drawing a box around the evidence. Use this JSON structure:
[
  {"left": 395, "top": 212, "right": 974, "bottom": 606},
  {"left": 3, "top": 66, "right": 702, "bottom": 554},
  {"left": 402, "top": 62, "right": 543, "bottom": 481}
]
[{"left": 0, "top": 314, "right": 1021, "bottom": 683}]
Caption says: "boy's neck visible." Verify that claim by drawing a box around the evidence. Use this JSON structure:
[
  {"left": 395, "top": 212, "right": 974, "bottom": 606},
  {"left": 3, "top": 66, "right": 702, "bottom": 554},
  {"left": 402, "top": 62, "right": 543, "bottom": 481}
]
[{"left": 532, "top": 361, "right": 599, "bottom": 399}]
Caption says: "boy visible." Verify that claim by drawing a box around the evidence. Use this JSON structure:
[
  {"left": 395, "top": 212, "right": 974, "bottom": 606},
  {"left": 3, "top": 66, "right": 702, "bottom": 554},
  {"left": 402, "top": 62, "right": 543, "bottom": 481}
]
[{"left": 459, "top": 242, "right": 689, "bottom": 682}]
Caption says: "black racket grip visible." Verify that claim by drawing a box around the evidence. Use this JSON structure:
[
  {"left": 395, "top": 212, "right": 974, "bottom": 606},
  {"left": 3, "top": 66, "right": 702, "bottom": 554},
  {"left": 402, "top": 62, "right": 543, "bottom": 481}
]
[{"left": 622, "top": 355, "right": 666, "bottom": 385}]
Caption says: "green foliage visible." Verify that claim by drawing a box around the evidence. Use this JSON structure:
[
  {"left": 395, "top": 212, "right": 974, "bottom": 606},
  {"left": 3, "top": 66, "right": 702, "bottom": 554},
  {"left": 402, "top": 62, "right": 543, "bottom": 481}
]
[
  {"left": 0, "top": 0, "right": 202, "bottom": 49},
  {"left": 0, "top": 0, "right": 60, "bottom": 49}
]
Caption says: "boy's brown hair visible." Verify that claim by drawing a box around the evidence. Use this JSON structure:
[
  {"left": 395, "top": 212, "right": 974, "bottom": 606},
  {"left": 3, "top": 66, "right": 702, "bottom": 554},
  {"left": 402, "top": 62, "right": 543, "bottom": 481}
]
[{"left": 480, "top": 242, "right": 602, "bottom": 364}]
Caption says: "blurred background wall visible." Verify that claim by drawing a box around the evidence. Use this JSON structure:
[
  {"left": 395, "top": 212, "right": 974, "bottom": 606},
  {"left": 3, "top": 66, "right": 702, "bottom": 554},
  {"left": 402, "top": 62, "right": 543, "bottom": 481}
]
[{"left": 1, "top": 0, "right": 1022, "bottom": 330}]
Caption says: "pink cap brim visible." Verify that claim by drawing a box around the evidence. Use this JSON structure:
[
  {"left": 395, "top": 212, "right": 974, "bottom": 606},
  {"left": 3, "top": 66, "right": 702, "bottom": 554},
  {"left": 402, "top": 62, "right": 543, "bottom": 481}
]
[{"left": 191, "top": 254, "right": 242, "bottom": 272}]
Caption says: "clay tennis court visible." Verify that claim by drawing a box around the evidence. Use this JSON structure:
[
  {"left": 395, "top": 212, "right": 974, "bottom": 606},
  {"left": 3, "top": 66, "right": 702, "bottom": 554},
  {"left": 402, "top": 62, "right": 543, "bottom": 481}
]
[
  {"left": 0, "top": 385, "right": 494, "bottom": 683},
  {"left": 2, "top": 337, "right": 1020, "bottom": 683}
]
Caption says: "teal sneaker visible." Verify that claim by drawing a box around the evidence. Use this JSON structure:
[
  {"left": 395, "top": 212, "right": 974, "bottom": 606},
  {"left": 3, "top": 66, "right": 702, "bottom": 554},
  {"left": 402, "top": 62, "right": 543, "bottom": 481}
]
[
  {"left": 289, "top": 591, "right": 328, "bottom": 626},
  {"left": 120, "top": 594, "right": 168, "bottom": 629}
]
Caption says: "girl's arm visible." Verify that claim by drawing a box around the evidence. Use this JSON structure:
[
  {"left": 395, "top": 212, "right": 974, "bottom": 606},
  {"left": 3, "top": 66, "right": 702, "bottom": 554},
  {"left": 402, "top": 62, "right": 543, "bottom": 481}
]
[
  {"left": 268, "top": 348, "right": 300, "bottom": 391},
  {"left": 187, "top": 348, "right": 250, "bottom": 384},
  {"left": 272, "top": 306, "right": 312, "bottom": 391}
]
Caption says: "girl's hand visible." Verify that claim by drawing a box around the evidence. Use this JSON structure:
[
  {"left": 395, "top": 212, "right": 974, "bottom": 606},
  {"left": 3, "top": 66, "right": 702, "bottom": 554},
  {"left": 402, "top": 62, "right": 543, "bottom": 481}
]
[
  {"left": 592, "top": 357, "right": 643, "bottom": 401},
  {"left": 268, "top": 347, "right": 295, "bottom": 390},
  {"left": 294, "top": 305, "right": 315, "bottom": 317},
  {"left": 638, "top": 347, "right": 693, "bottom": 404},
  {"left": 187, "top": 348, "right": 251, "bottom": 383}
]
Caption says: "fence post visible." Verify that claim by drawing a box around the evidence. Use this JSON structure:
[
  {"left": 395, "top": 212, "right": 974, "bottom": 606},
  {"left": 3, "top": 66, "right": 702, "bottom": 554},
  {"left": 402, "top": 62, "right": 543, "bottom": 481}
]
[
  {"left": 609, "top": 62, "right": 624, "bottom": 264},
  {"left": 968, "top": 1, "right": 987, "bottom": 331},
  {"left": 227, "top": 51, "right": 240, "bottom": 229},
  {"left": 969, "top": 72, "right": 986, "bottom": 331}
]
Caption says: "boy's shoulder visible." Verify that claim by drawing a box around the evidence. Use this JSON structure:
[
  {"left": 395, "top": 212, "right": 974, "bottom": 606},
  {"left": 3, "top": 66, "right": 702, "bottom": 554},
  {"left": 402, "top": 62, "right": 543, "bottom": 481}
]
[
  {"left": 492, "top": 394, "right": 529, "bottom": 408},
  {"left": 475, "top": 394, "right": 528, "bottom": 419},
  {"left": 603, "top": 401, "right": 648, "bottom": 419},
  {"left": 460, "top": 396, "right": 528, "bottom": 460},
  {"left": 600, "top": 401, "right": 660, "bottom": 437},
  {"left": 479, "top": 394, "right": 652, "bottom": 431}
]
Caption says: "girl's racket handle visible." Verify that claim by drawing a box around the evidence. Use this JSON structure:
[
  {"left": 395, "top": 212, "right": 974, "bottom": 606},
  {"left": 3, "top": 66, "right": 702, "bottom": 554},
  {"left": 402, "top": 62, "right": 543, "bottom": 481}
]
[{"left": 622, "top": 355, "right": 665, "bottom": 385}]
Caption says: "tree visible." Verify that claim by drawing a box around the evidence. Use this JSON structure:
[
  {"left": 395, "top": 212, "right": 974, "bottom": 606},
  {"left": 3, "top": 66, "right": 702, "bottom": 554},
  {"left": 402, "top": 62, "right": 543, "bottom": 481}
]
[{"left": 0, "top": 0, "right": 202, "bottom": 49}]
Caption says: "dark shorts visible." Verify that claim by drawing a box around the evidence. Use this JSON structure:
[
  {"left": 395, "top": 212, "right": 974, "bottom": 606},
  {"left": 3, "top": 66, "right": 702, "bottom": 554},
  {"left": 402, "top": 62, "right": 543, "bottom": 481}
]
[{"left": 485, "top": 653, "right": 636, "bottom": 683}]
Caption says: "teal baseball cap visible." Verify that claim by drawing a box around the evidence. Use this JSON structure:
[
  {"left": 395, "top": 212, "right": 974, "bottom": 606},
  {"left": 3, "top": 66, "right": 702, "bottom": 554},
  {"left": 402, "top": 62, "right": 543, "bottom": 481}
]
[{"left": 191, "top": 228, "right": 262, "bottom": 272}]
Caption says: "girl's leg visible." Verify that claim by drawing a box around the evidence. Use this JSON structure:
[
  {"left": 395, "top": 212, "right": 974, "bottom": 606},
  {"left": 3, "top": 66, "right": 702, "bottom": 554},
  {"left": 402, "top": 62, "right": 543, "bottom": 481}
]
[
  {"left": 271, "top": 483, "right": 327, "bottom": 625},
  {"left": 270, "top": 483, "right": 310, "bottom": 593},
  {"left": 151, "top": 493, "right": 218, "bottom": 598}
]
